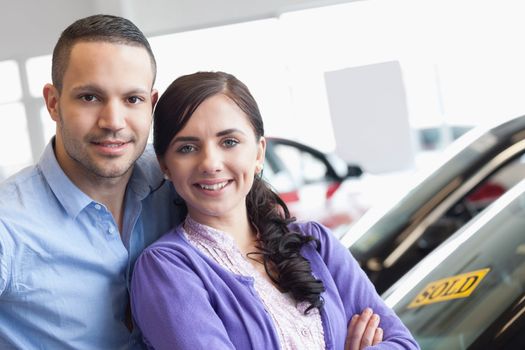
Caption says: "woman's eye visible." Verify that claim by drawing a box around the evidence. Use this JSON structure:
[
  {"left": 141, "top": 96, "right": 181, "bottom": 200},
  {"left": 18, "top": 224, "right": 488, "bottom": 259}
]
[
  {"left": 177, "top": 145, "right": 196, "bottom": 153},
  {"left": 223, "top": 139, "right": 239, "bottom": 148}
]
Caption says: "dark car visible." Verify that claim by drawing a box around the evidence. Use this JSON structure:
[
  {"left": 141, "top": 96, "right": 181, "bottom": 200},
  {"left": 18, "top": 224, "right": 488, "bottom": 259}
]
[
  {"left": 263, "top": 137, "right": 365, "bottom": 235},
  {"left": 340, "top": 114, "right": 525, "bottom": 293},
  {"left": 382, "top": 178, "right": 525, "bottom": 349}
]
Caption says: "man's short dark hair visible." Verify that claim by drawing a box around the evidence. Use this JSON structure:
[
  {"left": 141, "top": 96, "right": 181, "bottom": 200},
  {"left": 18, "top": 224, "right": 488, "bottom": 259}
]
[{"left": 51, "top": 14, "right": 157, "bottom": 91}]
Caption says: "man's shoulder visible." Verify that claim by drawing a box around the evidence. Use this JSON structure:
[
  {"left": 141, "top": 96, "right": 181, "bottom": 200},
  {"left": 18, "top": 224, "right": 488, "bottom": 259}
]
[
  {"left": 0, "top": 163, "right": 61, "bottom": 224},
  {"left": 135, "top": 144, "right": 163, "bottom": 182},
  {"left": 0, "top": 164, "right": 42, "bottom": 201},
  {"left": 0, "top": 165, "right": 45, "bottom": 241}
]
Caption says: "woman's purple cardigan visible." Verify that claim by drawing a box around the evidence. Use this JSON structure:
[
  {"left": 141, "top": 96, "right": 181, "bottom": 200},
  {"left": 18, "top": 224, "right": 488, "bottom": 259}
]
[{"left": 131, "top": 221, "right": 419, "bottom": 349}]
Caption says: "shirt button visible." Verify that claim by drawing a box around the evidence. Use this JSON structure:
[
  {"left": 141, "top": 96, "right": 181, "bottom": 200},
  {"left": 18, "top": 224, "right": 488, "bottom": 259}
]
[
  {"left": 108, "top": 226, "right": 115, "bottom": 234},
  {"left": 300, "top": 328, "right": 309, "bottom": 337},
  {"left": 94, "top": 204, "right": 102, "bottom": 210}
]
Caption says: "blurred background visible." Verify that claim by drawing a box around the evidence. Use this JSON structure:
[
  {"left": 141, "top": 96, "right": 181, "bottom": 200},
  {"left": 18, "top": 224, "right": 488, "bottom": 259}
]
[
  {"left": 1, "top": 0, "right": 525, "bottom": 208},
  {"left": 4, "top": 1, "right": 525, "bottom": 344}
]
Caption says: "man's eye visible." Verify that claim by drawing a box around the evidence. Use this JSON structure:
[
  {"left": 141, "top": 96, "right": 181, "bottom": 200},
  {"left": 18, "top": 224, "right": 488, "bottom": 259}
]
[
  {"left": 81, "top": 95, "right": 98, "bottom": 102},
  {"left": 128, "top": 96, "right": 143, "bottom": 104},
  {"left": 223, "top": 139, "right": 239, "bottom": 148},
  {"left": 177, "top": 145, "right": 197, "bottom": 153}
]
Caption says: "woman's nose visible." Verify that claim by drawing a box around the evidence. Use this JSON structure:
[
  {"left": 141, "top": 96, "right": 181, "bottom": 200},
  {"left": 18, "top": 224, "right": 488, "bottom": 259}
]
[{"left": 198, "top": 145, "right": 223, "bottom": 174}]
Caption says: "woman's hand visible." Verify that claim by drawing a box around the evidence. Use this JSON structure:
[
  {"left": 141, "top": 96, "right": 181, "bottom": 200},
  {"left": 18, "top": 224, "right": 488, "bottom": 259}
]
[{"left": 344, "top": 308, "right": 383, "bottom": 350}]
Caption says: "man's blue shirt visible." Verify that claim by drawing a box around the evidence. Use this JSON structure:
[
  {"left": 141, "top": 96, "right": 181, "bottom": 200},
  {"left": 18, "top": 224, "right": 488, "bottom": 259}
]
[{"left": 0, "top": 141, "right": 181, "bottom": 349}]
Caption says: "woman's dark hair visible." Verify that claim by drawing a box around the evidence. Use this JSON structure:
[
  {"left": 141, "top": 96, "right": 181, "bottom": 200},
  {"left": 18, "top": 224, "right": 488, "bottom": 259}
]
[{"left": 154, "top": 71, "right": 325, "bottom": 312}]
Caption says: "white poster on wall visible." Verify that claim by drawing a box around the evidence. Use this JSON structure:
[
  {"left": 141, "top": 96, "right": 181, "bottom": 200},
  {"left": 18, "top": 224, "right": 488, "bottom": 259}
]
[{"left": 325, "top": 61, "right": 415, "bottom": 173}]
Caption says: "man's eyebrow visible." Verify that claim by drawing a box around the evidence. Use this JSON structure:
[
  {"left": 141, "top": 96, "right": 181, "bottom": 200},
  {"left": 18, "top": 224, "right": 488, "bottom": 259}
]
[
  {"left": 70, "top": 85, "right": 105, "bottom": 95},
  {"left": 70, "top": 85, "right": 150, "bottom": 95},
  {"left": 125, "top": 88, "right": 150, "bottom": 95}
]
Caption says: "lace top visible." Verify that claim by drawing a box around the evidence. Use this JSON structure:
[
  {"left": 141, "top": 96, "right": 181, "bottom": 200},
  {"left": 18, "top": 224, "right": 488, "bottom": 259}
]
[{"left": 183, "top": 216, "right": 326, "bottom": 350}]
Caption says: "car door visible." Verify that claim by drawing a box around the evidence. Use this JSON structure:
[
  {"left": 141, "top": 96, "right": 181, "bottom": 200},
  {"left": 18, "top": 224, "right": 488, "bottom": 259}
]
[
  {"left": 384, "top": 179, "right": 525, "bottom": 349},
  {"left": 369, "top": 147, "right": 525, "bottom": 293},
  {"left": 344, "top": 115, "right": 525, "bottom": 293}
]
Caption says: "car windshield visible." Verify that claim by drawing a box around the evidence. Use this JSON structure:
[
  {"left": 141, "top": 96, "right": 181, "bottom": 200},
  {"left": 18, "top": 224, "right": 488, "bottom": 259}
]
[
  {"left": 385, "top": 180, "right": 525, "bottom": 349},
  {"left": 347, "top": 127, "right": 496, "bottom": 256}
]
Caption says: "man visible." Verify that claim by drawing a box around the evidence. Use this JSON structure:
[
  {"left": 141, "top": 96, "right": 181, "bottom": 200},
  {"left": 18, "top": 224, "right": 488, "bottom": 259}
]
[{"left": 0, "top": 15, "right": 181, "bottom": 349}]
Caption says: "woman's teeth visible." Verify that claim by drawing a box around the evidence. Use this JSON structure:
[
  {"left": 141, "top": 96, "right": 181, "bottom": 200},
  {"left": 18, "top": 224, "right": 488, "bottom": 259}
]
[{"left": 198, "top": 181, "right": 228, "bottom": 191}]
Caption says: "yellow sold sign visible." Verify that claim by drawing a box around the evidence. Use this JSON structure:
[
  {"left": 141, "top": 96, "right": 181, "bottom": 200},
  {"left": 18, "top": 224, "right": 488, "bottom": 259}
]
[{"left": 408, "top": 268, "right": 490, "bottom": 309}]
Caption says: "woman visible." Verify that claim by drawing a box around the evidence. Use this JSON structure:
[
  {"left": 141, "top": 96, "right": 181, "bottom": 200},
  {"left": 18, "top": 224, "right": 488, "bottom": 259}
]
[{"left": 131, "top": 71, "right": 419, "bottom": 350}]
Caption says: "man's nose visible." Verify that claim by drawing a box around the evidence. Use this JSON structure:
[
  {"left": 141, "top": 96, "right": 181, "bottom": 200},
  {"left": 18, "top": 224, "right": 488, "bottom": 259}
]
[{"left": 98, "top": 100, "right": 126, "bottom": 131}]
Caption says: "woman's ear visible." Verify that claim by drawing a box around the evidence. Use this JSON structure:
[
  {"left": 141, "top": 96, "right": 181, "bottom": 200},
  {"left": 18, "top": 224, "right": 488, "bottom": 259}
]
[
  {"left": 255, "top": 136, "right": 266, "bottom": 176},
  {"left": 256, "top": 136, "right": 266, "bottom": 166},
  {"left": 157, "top": 156, "right": 170, "bottom": 180}
]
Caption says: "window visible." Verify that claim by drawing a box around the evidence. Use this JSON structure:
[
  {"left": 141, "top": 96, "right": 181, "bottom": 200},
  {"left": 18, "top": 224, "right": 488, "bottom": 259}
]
[
  {"left": 26, "top": 55, "right": 52, "bottom": 98},
  {"left": 0, "top": 60, "right": 32, "bottom": 180},
  {"left": 0, "top": 103, "right": 32, "bottom": 179},
  {"left": 0, "top": 60, "right": 22, "bottom": 103}
]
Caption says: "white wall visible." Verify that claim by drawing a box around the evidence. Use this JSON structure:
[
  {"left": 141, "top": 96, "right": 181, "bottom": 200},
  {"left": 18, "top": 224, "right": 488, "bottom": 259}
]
[
  {"left": 0, "top": 0, "right": 356, "bottom": 61},
  {"left": 3, "top": 0, "right": 525, "bottom": 180}
]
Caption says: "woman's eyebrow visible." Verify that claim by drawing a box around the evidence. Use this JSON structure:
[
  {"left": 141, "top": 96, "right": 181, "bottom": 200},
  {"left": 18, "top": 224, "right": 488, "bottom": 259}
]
[
  {"left": 171, "top": 128, "right": 246, "bottom": 145},
  {"left": 216, "top": 128, "right": 246, "bottom": 137},
  {"left": 171, "top": 136, "right": 199, "bottom": 144}
]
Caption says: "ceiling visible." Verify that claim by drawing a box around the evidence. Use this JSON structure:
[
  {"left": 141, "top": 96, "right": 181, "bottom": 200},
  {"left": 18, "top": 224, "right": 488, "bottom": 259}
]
[{"left": 0, "top": 0, "right": 357, "bottom": 61}]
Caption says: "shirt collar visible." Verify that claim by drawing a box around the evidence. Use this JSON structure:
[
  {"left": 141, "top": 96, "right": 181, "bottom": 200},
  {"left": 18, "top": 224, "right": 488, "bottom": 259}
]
[
  {"left": 183, "top": 215, "right": 237, "bottom": 252},
  {"left": 37, "top": 140, "right": 93, "bottom": 219},
  {"left": 127, "top": 145, "right": 165, "bottom": 201},
  {"left": 38, "top": 141, "right": 165, "bottom": 218}
]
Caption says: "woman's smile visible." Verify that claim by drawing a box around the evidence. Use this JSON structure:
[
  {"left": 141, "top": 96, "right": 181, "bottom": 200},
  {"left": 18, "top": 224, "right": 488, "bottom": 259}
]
[{"left": 194, "top": 179, "right": 232, "bottom": 192}]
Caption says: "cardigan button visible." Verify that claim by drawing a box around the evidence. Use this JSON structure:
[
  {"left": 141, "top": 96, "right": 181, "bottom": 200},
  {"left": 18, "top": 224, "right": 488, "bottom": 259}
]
[{"left": 300, "top": 328, "right": 310, "bottom": 337}]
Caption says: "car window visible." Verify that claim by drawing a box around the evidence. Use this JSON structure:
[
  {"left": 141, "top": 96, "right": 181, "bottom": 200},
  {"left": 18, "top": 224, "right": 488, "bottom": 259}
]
[
  {"left": 262, "top": 160, "right": 296, "bottom": 193},
  {"left": 348, "top": 130, "right": 495, "bottom": 254},
  {"left": 263, "top": 146, "right": 297, "bottom": 193},
  {"left": 400, "top": 152, "right": 525, "bottom": 259},
  {"left": 391, "top": 184, "right": 525, "bottom": 349},
  {"left": 350, "top": 136, "right": 524, "bottom": 259},
  {"left": 417, "top": 125, "right": 472, "bottom": 151},
  {"left": 272, "top": 143, "right": 330, "bottom": 185}
]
